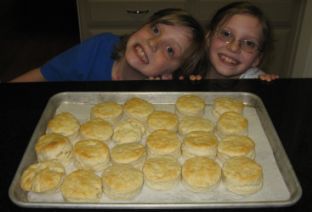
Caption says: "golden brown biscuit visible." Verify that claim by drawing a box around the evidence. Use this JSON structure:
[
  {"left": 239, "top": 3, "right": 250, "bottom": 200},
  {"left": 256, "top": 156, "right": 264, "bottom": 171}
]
[
  {"left": 217, "top": 135, "right": 256, "bottom": 163},
  {"left": 73, "top": 139, "right": 110, "bottom": 172},
  {"left": 102, "top": 164, "right": 143, "bottom": 200},
  {"left": 90, "top": 101, "right": 123, "bottom": 124},
  {"left": 215, "top": 111, "right": 248, "bottom": 138},
  {"left": 222, "top": 156, "right": 263, "bottom": 195},
  {"left": 61, "top": 169, "right": 102, "bottom": 202},
  {"left": 35, "top": 133, "right": 73, "bottom": 166},
  {"left": 175, "top": 95, "right": 205, "bottom": 117},
  {"left": 146, "top": 129, "right": 181, "bottom": 158},
  {"left": 178, "top": 117, "right": 214, "bottom": 136},
  {"left": 112, "top": 119, "right": 145, "bottom": 144},
  {"left": 79, "top": 118, "right": 113, "bottom": 143},
  {"left": 111, "top": 143, "right": 146, "bottom": 169},
  {"left": 212, "top": 97, "right": 244, "bottom": 118},
  {"left": 143, "top": 156, "right": 181, "bottom": 190},
  {"left": 182, "top": 156, "right": 221, "bottom": 192},
  {"left": 46, "top": 112, "right": 80, "bottom": 139},
  {"left": 20, "top": 160, "right": 65, "bottom": 193},
  {"left": 123, "top": 97, "right": 155, "bottom": 121},
  {"left": 147, "top": 111, "right": 178, "bottom": 132},
  {"left": 182, "top": 131, "right": 218, "bottom": 159}
]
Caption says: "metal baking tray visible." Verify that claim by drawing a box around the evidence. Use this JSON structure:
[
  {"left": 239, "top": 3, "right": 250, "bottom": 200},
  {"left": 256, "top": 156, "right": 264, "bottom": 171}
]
[{"left": 9, "top": 91, "right": 302, "bottom": 209}]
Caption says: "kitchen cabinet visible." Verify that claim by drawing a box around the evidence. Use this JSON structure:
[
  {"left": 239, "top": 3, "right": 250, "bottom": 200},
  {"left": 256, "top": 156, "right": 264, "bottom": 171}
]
[
  {"left": 76, "top": 0, "right": 306, "bottom": 77},
  {"left": 77, "top": 0, "right": 191, "bottom": 38}
]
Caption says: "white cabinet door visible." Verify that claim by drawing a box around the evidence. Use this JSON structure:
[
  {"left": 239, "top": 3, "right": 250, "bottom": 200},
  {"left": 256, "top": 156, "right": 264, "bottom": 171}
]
[{"left": 77, "top": 0, "right": 189, "bottom": 39}]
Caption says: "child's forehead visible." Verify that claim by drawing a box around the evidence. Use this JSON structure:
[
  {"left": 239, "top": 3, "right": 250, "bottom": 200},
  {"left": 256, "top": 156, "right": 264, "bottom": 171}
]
[
  {"left": 220, "top": 14, "right": 264, "bottom": 43},
  {"left": 150, "top": 20, "right": 185, "bottom": 28},
  {"left": 148, "top": 22, "right": 193, "bottom": 36},
  {"left": 220, "top": 13, "right": 260, "bottom": 27}
]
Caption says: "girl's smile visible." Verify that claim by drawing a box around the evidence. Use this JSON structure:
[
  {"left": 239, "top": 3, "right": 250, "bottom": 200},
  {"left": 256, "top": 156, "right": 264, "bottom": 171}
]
[
  {"left": 219, "top": 53, "right": 240, "bottom": 66},
  {"left": 208, "top": 14, "right": 262, "bottom": 78}
]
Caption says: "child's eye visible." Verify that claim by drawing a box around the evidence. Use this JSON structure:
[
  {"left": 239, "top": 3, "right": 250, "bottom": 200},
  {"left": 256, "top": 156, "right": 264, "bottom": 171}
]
[
  {"left": 151, "top": 24, "right": 160, "bottom": 34},
  {"left": 241, "top": 40, "right": 260, "bottom": 52},
  {"left": 215, "top": 28, "right": 233, "bottom": 43},
  {"left": 244, "top": 40, "right": 257, "bottom": 48},
  {"left": 166, "top": 47, "right": 175, "bottom": 57},
  {"left": 220, "top": 29, "right": 232, "bottom": 38}
]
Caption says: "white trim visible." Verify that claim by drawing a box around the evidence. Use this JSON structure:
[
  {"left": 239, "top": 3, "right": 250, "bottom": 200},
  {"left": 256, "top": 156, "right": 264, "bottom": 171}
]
[
  {"left": 302, "top": 37, "right": 312, "bottom": 77},
  {"left": 292, "top": 0, "right": 312, "bottom": 77}
]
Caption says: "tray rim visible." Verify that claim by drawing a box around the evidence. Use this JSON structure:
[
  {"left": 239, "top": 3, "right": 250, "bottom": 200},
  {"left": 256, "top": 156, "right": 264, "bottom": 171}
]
[{"left": 8, "top": 91, "right": 302, "bottom": 209}]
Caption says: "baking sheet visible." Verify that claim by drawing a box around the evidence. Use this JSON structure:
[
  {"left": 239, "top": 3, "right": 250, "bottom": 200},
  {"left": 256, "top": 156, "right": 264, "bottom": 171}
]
[{"left": 9, "top": 92, "right": 302, "bottom": 208}]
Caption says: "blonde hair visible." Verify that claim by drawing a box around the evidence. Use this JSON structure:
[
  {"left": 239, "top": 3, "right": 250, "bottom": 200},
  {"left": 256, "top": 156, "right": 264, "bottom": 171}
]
[{"left": 112, "top": 8, "right": 206, "bottom": 79}]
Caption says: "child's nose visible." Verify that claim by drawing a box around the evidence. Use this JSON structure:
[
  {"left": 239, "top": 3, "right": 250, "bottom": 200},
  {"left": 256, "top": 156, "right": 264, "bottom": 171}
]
[
  {"left": 148, "top": 37, "right": 160, "bottom": 52},
  {"left": 226, "top": 40, "right": 241, "bottom": 53}
]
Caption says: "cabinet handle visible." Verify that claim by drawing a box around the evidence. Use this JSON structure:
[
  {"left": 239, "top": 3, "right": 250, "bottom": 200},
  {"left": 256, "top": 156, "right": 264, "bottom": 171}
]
[{"left": 126, "top": 9, "right": 149, "bottom": 14}]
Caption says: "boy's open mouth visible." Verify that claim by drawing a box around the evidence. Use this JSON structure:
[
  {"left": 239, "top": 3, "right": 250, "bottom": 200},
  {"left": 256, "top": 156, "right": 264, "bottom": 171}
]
[{"left": 135, "top": 44, "right": 149, "bottom": 64}]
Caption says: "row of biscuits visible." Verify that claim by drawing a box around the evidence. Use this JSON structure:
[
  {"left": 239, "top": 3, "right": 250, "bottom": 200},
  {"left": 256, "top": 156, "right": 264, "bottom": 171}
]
[
  {"left": 44, "top": 96, "right": 248, "bottom": 143},
  {"left": 21, "top": 156, "right": 262, "bottom": 202},
  {"left": 20, "top": 95, "right": 263, "bottom": 202},
  {"left": 35, "top": 114, "right": 254, "bottom": 169}
]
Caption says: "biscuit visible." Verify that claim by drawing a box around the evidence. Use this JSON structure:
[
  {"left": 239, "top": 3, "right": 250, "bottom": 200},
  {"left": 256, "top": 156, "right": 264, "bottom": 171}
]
[
  {"left": 212, "top": 97, "right": 244, "bottom": 119},
  {"left": 112, "top": 119, "right": 145, "bottom": 144},
  {"left": 20, "top": 160, "right": 65, "bottom": 193},
  {"left": 61, "top": 169, "right": 102, "bottom": 202},
  {"left": 175, "top": 95, "right": 205, "bottom": 117},
  {"left": 146, "top": 129, "right": 181, "bottom": 158},
  {"left": 178, "top": 117, "right": 214, "bottom": 136},
  {"left": 102, "top": 164, "right": 143, "bottom": 200},
  {"left": 215, "top": 111, "right": 248, "bottom": 138},
  {"left": 46, "top": 112, "right": 80, "bottom": 140},
  {"left": 111, "top": 143, "right": 146, "bottom": 169},
  {"left": 90, "top": 101, "right": 123, "bottom": 124},
  {"left": 182, "top": 156, "right": 221, "bottom": 192},
  {"left": 217, "top": 135, "right": 256, "bottom": 163},
  {"left": 222, "top": 156, "right": 263, "bottom": 195},
  {"left": 123, "top": 97, "right": 155, "bottom": 121},
  {"left": 79, "top": 118, "right": 113, "bottom": 143},
  {"left": 147, "top": 111, "right": 178, "bottom": 132},
  {"left": 73, "top": 139, "right": 110, "bottom": 173},
  {"left": 182, "top": 131, "right": 218, "bottom": 159},
  {"left": 35, "top": 133, "right": 73, "bottom": 166},
  {"left": 143, "top": 156, "right": 181, "bottom": 190}
]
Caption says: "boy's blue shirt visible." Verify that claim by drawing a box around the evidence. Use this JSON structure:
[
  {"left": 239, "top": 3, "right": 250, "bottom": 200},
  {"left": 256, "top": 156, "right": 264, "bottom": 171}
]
[{"left": 41, "top": 33, "right": 120, "bottom": 81}]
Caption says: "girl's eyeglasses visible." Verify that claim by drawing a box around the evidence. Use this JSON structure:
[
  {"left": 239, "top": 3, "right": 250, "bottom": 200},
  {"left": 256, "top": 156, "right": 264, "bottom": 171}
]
[{"left": 215, "top": 28, "right": 262, "bottom": 53}]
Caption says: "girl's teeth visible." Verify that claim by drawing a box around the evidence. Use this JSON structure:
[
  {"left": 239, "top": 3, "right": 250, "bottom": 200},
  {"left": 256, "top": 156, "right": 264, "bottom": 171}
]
[{"left": 221, "top": 55, "right": 237, "bottom": 65}]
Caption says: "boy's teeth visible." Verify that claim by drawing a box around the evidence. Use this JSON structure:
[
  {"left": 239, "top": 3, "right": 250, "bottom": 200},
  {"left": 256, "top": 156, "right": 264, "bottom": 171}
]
[{"left": 136, "top": 46, "right": 148, "bottom": 63}]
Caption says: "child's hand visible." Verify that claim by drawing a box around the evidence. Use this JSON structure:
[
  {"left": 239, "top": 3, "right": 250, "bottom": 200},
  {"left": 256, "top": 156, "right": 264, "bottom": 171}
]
[
  {"left": 148, "top": 76, "right": 161, "bottom": 80},
  {"left": 189, "top": 75, "right": 202, "bottom": 81},
  {"left": 259, "top": 73, "right": 279, "bottom": 82},
  {"left": 179, "top": 75, "right": 202, "bottom": 80},
  {"left": 148, "top": 74, "right": 203, "bottom": 81},
  {"left": 148, "top": 73, "right": 173, "bottom": 80}
]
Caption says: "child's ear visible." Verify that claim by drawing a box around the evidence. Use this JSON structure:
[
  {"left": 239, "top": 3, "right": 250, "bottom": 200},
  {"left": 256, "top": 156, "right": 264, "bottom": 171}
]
[{"left": 205, "top": 32, "right": 211, "bottom": 45}]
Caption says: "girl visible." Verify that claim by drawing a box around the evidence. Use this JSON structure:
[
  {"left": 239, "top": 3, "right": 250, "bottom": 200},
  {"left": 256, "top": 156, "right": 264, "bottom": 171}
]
[
  {"left": 204, "top": 1, "right": 278, "bottom": 81},
  {"left": 10, "top": 8, "right": 206, "bottom": 82}
]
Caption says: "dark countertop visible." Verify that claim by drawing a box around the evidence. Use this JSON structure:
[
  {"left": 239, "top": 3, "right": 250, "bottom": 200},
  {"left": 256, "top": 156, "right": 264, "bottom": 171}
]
[{"left": 0, "top": 79, "right": 311, "bottom": 211}]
